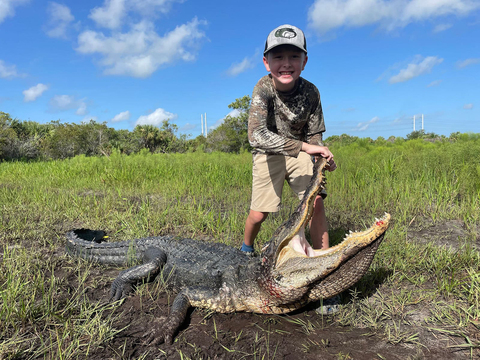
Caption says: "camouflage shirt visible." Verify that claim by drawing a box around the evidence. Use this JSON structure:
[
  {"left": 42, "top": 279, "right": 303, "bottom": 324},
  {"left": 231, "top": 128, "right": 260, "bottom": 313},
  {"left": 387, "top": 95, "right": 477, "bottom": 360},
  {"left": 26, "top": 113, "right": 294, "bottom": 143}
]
[{"left": 248, "top": 75, "right": 325, "bottom": 157}]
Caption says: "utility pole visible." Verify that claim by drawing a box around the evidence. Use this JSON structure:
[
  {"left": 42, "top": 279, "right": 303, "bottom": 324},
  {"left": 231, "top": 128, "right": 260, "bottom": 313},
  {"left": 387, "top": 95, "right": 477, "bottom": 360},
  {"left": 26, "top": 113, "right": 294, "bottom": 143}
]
[
  {"left": 413, "top": 115, "right": 416, "bottom": 131},
  {"left": 422, "top": 114, "right": 424, "bottom": 130},
  {"left": 204, "top": 112, "right": 207, "bottom": 137},
  {"left": 201, "top": 114, "right": 204, "bottom": 136}
]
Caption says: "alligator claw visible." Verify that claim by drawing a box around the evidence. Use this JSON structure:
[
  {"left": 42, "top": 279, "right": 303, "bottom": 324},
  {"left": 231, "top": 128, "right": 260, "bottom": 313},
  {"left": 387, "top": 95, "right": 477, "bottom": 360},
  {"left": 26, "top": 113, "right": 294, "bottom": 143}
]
[
  {"left": 143, "top": 320, "right": 173, "bottom": 345},
  {"left": 109, "top": 279, "right": 134, "bottom": 301}
]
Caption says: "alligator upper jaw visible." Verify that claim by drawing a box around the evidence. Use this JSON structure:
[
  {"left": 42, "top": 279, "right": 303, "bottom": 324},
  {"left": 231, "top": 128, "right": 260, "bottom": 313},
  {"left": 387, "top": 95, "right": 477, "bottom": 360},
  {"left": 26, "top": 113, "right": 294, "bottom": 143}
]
[{"left": 274, "top": 213, "right": 391, "bottom": 275}]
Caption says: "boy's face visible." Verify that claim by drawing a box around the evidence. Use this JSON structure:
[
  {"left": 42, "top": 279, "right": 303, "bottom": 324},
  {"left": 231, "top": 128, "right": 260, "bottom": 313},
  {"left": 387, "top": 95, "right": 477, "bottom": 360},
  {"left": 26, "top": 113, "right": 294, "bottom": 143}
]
[{"left": 263, "top": 45, "right": 308, "bottom": 92}]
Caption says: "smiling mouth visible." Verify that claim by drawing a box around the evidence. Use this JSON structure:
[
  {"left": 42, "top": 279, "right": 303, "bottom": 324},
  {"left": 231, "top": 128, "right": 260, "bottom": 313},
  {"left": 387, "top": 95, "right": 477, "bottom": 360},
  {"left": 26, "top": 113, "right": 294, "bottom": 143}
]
[{"left": 280, "top": 71, "right": 293, "bottom": 76}]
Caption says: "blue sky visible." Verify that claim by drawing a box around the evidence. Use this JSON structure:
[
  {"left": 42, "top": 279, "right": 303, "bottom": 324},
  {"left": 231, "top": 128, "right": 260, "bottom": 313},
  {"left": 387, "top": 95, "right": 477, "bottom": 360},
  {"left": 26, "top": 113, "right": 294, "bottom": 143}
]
[{"left": 1, "top": 0, "right": 479, "bottom": 140}]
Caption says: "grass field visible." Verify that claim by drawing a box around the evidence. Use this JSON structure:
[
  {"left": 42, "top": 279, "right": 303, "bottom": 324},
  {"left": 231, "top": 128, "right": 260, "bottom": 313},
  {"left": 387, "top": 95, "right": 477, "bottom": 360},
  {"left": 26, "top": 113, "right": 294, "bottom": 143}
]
[{"left": 1, "top": 137, "right": 479, "bottom": 359}]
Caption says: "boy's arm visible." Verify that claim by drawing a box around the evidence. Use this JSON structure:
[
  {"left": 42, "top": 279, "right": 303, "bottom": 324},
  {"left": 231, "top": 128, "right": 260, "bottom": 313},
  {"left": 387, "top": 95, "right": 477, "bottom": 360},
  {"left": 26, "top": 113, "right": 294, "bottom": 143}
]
[
  {"left": 302, "top": 89, "right": 336, "bottom": 169},
  {"left": 304, "top": 87, "right": 326, "bottom": 147}
]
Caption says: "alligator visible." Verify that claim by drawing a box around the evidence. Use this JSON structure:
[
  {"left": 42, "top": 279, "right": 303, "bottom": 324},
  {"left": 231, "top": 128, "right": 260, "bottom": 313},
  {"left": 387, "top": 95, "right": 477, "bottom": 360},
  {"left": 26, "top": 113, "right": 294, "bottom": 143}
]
[{"left": 65, "top": 158, "right": 390, "bottom": 344}]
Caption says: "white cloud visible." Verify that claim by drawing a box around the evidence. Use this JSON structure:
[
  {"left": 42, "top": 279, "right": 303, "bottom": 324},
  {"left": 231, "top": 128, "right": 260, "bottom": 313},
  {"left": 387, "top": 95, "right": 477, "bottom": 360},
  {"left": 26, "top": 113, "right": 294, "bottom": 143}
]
[
  {"left": 130, "top": 0, "right": 185, "bottom": 16},
  {"left": 0, "top": 59, "right": 23, "bottom": 78},
  {"left": 456, "top": 58, "right": 480, "bottom": 68},
  {"left": 75, "top": 101, "right": 88, "bottom": 115},
  {"left": 389, "top": 56, "right": 443, "bottom": 84},
  {"left": 76, "top": 18, "right": 207, "bottom": 78},
  {"left": 308, "top": 0, "right": 480, "bottom": 35},
  {"left": 89, "top": 0, "right": 185, "bottom": 29},
  {"left": 89, "top": 0, "right": 126, "bottom": 29},
  {"left": 49, "top": 94, "right": 88, "bottom": 114},
  {"left": 353, "top": 116, "right": 380, "bottom": 132},
  {"left": 226, "top": 58, "right": 255, "bottom": 77},
  {"left": 0, "top": 0, "right": 29, "bottom": 24},
  {"left": 45, "top": 2, "right": 75, "bottom": 39},
  {"left": 23, "top": 83, "right": 49, "bottom": 102},
  {"left": 225, "top": 109, "right": 241, "bottom": 118},
  {"left": 463, "top": 103, "right": 473, "bottom": 109},
  {"left": 49, "top": 94, "right": 76, "bottom": 110},
  {"left": 135, "top": 108, "right": 177, "bottom": 126},
  {"left": 427, "top": 79, "right": 442, "bottom": 87},
  {"left": 208, "top": 109, "right": 243, "bottom": 130},
  {"left": 432, "top": 23, "right": 452, "bottom": 33},
  {"left": 111, "top": 110, "right": 131, "bottom": 122},
  {"left": 49, "top": 95, "right": 77, "bottom": 111},
  {"left": 226, "top": 51, "right": 260, "bottom": 76}
]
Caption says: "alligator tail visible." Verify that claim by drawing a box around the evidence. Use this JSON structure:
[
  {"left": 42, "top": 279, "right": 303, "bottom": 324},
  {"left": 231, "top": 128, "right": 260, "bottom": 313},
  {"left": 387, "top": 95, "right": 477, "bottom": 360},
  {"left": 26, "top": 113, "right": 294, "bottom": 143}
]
[{"left": 65, "top": 229, "right": 139, "bottom": 266}]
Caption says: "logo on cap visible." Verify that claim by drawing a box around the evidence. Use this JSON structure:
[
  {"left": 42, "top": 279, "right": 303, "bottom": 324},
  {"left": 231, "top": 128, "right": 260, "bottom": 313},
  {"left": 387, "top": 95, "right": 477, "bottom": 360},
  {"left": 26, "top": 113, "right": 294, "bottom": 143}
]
[{"left": 274, "top": 28, "right": 297, "bottom": 39}]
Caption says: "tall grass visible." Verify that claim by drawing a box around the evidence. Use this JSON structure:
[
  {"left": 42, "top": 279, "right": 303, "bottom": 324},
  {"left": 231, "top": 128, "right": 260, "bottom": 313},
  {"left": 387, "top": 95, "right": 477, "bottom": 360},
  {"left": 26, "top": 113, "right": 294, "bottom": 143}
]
[{"left": 327, "top": 138, "right": 480, "bottom": 226}]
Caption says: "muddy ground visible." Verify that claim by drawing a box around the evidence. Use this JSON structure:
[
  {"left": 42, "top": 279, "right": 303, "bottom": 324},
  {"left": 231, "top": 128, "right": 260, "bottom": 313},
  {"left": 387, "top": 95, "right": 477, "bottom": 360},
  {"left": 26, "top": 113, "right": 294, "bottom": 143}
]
[{"left": 64, "top": 217, "right": 479, "bottom": 360}]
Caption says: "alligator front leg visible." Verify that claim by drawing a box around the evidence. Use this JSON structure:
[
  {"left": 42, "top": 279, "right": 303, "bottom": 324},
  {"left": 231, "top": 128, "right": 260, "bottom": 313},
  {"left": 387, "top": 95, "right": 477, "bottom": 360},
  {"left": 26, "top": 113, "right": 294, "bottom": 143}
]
[{"left": 110, "top": 247, "right": 167, "bottom": 301}]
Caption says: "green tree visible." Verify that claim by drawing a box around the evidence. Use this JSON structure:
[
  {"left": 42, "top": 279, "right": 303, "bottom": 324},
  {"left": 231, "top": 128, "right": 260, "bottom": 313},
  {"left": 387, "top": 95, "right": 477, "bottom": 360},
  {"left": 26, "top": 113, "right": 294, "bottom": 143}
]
[
  {"left": 133, "top": 125, "right": 161, "bottom": 153},
  {"left": 0, "top": 112, "right": 18, "bottom": 160},
  {"left": 206, "top": 95, "right": 251, "bottom": 153},
  {"left": 109, "top": 129, "right": 143, "bottom": 154},
  {"left": 77, "top": 120, "right": 113, "bottom": 156},
  {"left": 133, "top": 120, "right": 184, "bottom": 153},
  {"left": 406, "top": 129, "right": 425, "bottom": 140}
]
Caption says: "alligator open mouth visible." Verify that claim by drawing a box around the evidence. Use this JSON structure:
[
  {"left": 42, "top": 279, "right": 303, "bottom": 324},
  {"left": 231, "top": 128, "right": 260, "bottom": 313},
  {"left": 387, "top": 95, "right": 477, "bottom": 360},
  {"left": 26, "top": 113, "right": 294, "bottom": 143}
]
[
  {"left": 275, "top": 213, "right": 391, "bottom": 269},
  {"left": 261, "top": 157, "right": 390, "bottom": 273}
]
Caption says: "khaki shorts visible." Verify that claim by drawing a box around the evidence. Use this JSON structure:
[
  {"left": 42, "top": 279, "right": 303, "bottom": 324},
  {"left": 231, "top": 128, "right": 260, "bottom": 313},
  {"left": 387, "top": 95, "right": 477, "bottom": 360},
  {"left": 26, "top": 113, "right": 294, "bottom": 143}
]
[{"left": 250, "top": 152, "right": 327, "bottom": 213}]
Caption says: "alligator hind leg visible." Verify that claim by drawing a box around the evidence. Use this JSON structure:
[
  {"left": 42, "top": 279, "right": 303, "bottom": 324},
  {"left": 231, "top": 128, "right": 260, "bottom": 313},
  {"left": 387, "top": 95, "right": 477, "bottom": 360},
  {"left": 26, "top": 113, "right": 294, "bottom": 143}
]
[
  {"left": 145, "top": 290, "right": 192, "bottom": 345},
  {"left": 110, "top": 247, "right": 167, "bottom": 301},
  {"left": 145, "top": 286, "right": 220, "bottom": 345}
]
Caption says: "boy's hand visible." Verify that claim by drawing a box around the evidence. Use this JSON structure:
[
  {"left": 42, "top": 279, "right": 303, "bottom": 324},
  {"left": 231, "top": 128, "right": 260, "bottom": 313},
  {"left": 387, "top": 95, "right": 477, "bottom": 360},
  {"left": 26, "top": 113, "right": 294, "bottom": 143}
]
[{"left": 301, "top": 143, "right": 333, "bottom": 162}]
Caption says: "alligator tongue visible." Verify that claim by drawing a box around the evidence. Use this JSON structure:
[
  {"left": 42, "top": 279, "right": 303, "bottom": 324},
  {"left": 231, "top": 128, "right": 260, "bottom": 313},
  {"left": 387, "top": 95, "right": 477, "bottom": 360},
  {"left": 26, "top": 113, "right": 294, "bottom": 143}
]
[{"left": 288, "top": 225, "right": 316, "bottom": 257}]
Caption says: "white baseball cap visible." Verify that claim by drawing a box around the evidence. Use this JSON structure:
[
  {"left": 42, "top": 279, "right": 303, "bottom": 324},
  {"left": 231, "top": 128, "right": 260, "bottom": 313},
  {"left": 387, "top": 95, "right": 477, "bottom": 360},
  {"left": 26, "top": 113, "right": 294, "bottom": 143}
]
[{"left": 264, "top": 24, "right": 307, "bottom": 55}]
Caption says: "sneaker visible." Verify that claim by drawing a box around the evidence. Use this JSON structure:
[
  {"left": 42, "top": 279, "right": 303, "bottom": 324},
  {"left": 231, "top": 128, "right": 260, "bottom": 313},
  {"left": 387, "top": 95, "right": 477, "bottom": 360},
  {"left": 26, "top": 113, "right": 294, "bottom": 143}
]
[
  {"left": 314, "top": 295, "right": 341, "bottom": 315},
  {"left": 241, "top": 250, "right": 257, "bottom": 257}
]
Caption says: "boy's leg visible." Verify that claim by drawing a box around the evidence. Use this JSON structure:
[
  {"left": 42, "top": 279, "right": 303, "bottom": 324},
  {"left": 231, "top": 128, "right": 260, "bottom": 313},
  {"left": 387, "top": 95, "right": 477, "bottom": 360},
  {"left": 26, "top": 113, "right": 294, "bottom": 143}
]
[
  {"left": 243, "top": 154, "right": 286, "bottom": 251},
  {"left": 243, "top": 210, "right": 269, "bottom": 247},
  {"left": 309, "top": 195, "right": 329, "bottom": 249}
]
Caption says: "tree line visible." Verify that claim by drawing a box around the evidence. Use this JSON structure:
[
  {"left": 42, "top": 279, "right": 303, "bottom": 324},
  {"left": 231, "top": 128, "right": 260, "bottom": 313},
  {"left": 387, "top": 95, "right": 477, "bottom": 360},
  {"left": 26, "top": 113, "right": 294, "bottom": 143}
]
[
  {"left": 1, "top": 95, "right": 477, "bottom": 162},
  {"left": 0, "top": 96, "right": 251, "bottom": 161}
]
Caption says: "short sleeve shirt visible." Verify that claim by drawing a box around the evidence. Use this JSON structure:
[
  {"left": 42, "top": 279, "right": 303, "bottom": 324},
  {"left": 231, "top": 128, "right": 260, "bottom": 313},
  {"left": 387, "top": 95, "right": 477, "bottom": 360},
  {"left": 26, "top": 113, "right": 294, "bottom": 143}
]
[{"left": 248, "top": 75, "right": 325, "bottom": 157}]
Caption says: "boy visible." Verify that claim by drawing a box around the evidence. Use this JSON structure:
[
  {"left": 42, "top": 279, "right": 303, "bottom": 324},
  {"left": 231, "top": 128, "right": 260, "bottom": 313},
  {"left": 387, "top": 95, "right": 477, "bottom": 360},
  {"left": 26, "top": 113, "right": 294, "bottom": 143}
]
[{"left": 242, "top": 24, "right": 337, "bottom": 257}]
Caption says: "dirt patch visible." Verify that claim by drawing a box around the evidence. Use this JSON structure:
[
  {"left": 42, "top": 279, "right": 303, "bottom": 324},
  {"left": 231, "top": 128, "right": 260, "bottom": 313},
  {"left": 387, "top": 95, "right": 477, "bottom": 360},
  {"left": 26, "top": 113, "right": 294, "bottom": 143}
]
[
  {"left": 84, "top": 291, "right": 426, "bottom": 360},
  {"left": 73, "top": 273, "right": 472, "bottom": 360},
  {"left": 407, "top": 216, "right": 479, "bottom": 250}
]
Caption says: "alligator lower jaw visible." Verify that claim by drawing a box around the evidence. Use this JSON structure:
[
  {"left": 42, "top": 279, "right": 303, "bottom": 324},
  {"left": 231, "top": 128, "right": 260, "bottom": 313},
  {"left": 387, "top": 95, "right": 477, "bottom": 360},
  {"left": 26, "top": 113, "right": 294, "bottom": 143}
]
[{"left": 274, "top": 213, "right": 391, "bottom": 270}]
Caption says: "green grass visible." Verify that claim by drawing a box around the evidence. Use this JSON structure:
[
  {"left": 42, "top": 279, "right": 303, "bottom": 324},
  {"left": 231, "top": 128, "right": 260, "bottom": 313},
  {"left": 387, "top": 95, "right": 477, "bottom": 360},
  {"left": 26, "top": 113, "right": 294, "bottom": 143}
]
[{"left": 1, "top": 138, "right": 479, "bottom": 358}]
